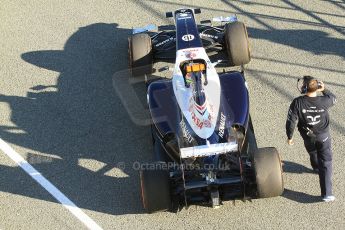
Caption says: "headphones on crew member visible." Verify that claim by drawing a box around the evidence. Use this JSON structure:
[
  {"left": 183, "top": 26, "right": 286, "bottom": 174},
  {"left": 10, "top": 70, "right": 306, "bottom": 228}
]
[{"left": 297, "top": 75, "right": 322, "bottom": 94}]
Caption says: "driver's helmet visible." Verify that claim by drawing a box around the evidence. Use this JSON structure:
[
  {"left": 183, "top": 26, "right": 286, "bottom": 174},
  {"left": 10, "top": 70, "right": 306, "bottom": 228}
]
[{"left": 184, "top": 63, "right": 207, "bottom": 108}]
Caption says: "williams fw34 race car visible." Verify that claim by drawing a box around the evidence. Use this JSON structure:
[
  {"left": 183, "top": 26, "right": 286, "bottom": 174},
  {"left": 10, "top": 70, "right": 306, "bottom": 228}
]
[{"left": 128, "top": 8, "right": 284, "bottom": 213}]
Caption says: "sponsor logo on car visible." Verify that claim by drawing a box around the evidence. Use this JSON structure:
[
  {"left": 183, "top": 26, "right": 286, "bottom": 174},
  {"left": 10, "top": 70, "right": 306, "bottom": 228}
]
[
  {"left": 187, "top": 52, "right": 197, "bottom": 59},
  {"left": 178, "top": 16, "right": 192, "bottom": 20},
  {"left": 155, "top": 37, "right": 175, "bottom": 47},
  {"left": 200, "top": 33, "right": 218, "bottom": 40},
  {"left": 203, "top": 119, "right": 211, "bottom": 128},
  {"left": 191, "top": 111, "right": 204, "bottom": 129},
  {"left": 218, "top": 113, "right": 226, "bottom": 138},
  {"left": 182, "top": 34, "right": 195, "bottom": 41},
  {"left": 180, "top": 120, "right": 194, "bottom": 143}
]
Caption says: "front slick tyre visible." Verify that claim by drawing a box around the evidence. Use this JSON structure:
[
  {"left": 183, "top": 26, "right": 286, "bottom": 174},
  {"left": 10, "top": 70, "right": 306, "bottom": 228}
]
[
  {"left": 128, "top": 33, "right": 153, "bottom": 77},
  {"left": 253, "top": 147, "right": 284, "bottom": 198},
  {"left": 224, "top": 21, "right": 251, "bottom": 66},
  {"left": 140, "top": 162, "right": 171, "bottom": 213}
]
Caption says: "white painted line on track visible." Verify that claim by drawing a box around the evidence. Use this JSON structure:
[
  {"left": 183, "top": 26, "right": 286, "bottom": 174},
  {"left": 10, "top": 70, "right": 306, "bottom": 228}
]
[{"left": 0, "top": 138, "right": 103, "bottom": 230}]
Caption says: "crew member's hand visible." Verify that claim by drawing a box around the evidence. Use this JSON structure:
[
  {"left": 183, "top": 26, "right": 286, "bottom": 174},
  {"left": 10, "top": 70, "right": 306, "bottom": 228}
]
[
  {"left": 287, "top": 139, "right": 294, "bottom": 145},
  {"left": 317, "top": 81, "right": 325, "bottom": 92}
]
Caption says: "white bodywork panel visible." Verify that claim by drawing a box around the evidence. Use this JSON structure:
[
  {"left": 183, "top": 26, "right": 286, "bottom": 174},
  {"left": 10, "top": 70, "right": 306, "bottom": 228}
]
[
  {"left": 172, "top": 47, "right": 221, "bottom": 140},
  {"left": 180, "top": 142, "right": 238, "bottom": 158}
]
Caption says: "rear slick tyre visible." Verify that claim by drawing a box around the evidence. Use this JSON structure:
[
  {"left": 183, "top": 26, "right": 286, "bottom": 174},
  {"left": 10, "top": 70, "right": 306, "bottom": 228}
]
[
  {"left": 253, "top": 147, "right": 284, "bottom": 198},
  {"left": 140, "top": 162, "right": 171, "bottom": 213}
]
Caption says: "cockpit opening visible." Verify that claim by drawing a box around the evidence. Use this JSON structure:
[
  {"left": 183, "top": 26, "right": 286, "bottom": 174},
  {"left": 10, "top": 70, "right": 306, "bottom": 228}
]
[{"left": 180, "top": 59, "right": 208, "bottom": 88}]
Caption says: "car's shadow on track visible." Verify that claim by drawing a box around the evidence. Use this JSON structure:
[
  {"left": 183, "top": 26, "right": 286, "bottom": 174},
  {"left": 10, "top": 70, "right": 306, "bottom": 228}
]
[{"left": 0, "top": 23, "right": 153, "bottom": 215}]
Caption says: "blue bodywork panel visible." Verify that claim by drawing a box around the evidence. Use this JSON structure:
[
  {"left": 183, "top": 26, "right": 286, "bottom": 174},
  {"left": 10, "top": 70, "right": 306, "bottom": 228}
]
[
  {"left": 148, "top": 72, "right": 249, "bottom": 142},
  {"left": 219, "top": 72, "right": 249, "bottom": 126},
  {"left": 175, "top": 9, "right": 203, "bottom": 50},
  {"left": 148, "top": 80, "right": 180, "bottom": 137}
]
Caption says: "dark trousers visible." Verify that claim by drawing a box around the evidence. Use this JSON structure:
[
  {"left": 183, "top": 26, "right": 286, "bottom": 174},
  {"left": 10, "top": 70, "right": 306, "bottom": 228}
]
[{"left": 301, "top": 132, "right": 333, "bottom": 196}]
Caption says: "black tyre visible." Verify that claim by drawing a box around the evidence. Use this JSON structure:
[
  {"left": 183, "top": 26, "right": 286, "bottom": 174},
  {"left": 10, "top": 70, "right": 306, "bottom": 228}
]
[
  {"left": 128, "top": 33, "right": 153, "bottom": 76},
  {"left": 140, "top": 162, "right": 171, "bottom": 213},
  {"left": 253, "top": 147, "right": 284, "bottom": 198},
  {"left": 224, "top": 21, "right": 251, "bottom": 66}
]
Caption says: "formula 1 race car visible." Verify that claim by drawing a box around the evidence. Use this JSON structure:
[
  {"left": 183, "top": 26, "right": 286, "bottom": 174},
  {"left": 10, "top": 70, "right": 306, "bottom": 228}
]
[{"left": 128, "top": 8, "right": 284, "bottom": 213}]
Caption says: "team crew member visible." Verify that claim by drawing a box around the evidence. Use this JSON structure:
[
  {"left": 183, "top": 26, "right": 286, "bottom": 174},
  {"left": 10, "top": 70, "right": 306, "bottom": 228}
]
[{"left": 286, "top": 76, "right": 336, "bottom": 202}]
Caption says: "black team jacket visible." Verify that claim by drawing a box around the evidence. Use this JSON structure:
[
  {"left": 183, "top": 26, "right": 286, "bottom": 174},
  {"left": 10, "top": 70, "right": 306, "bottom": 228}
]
[{"left": 286, "top": 89, "right": 336, "bottom": 139}]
